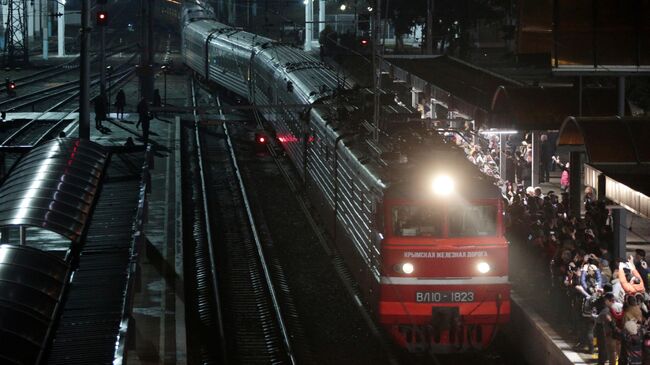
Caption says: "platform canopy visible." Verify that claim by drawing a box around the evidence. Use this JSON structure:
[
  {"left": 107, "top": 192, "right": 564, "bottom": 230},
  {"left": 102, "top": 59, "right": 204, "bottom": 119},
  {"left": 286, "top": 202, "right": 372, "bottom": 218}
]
[
  {"left": 0, "top": 138, "right": 108, "bottom": 242},
  {"left": 489, "top": 86, "right": 621, "bottom": 131},
  {"left": 384, "top": 56, "right": 521, "bottom": 125},
  {"left": 0, "top": 244, "right": 69, "bottom": 365},
  {"left": 558, "top": 116, "right": 650, "bottom": 218}
]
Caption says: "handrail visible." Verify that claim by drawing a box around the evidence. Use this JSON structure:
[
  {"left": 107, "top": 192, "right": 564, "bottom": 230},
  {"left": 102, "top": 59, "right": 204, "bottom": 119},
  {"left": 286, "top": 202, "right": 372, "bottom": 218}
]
[{"left": 112, "top": 146, "right": 152, "bottom": 365}]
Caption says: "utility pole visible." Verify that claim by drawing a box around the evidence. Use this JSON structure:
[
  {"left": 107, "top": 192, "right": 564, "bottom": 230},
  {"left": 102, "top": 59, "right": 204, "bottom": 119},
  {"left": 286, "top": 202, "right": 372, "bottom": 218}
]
[
  {"left": 57, "top": 0, "right": 64, "bottom": 56},
  {"left": 79, "top": 0, "right": 90, "bottom": 139},
  {"left": 426, "top": 0, "right": 434, "bottom": 54},
  {"left": 4, "top": 0, "right": 29, "bottom": 66},
  {"left": 372, "top": 0, "right": 382, "bottom": 142},
  {"left": 304, "top": 0, "right": 313, "bottom": 51},
  {"left": 99, "top": 2, "right": 106, "bottom": 99},
  {"left": 41, "top": 0, "right": 48, "bottom": 59},
  {"left": 318, "top": 0, "right": 325, "bottom": 35},
  {"left": 138, "top": 0, "right": 154, "bottom": 101}
]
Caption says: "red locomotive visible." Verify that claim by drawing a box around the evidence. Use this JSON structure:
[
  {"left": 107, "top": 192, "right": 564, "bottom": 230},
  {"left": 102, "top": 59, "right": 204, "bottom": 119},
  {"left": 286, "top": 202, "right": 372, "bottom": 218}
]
[{"left": 379, "top": 170, "right": 509, "bottom": 351}]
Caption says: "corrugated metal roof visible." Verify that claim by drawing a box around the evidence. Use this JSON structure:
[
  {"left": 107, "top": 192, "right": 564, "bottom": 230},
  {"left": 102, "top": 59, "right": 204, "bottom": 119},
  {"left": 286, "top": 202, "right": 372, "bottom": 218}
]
[
  {"left": 0, "top": 244, "right": 69, "bottom": 365},
  {"left": 0, "top": 138, "right": 108, "bottom": 242}
]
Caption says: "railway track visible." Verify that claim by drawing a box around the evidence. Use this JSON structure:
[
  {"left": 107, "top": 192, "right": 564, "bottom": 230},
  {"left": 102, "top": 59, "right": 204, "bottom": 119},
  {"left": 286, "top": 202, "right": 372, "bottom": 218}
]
[
  {"left": 0, "top": 53, "right": 136, "bottom": 113},
  {"left": 0, "top": 44, "right": 136, "bottom": 100},
  {"left": 181, "top": 79, "right": 297, "bottom": 364},
  {"left": 0, "top": 68, "right": 135, "bottom": 148}
]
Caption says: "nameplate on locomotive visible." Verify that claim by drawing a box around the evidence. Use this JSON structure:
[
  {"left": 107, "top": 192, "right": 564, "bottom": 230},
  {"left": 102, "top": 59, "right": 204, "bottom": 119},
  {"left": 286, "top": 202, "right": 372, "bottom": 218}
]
[
  {"left": 404, "top": 251, "right": 488, "bottom": 259},
  {"left": 416, "top": 291, "right": 475, "bottom": 303}
]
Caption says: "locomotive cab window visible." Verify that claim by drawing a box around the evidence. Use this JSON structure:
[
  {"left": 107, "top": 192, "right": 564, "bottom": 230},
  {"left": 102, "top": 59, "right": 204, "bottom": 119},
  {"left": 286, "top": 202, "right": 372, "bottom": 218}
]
[
  {"left": 448, "top": 205, "right": 497, "bottom": 237},
  {"left": 392, "top": 206, "right": 443, "bottom": 237}
]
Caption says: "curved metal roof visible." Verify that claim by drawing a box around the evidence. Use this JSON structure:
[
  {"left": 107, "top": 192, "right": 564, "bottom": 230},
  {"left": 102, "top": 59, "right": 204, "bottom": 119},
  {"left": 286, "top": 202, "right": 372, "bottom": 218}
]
[
  {"left": 0, "top": 138, "right": 108, "bottom": 242},
  {"left": 558, "top": 116, "right": 650, "bottom": 163},
  {"left": 0, "top": 244, "right": 69, "bottom": 365}
]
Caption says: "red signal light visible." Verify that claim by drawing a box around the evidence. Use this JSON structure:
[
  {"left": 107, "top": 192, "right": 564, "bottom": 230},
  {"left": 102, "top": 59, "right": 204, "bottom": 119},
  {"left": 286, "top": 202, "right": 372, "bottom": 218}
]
[
  {"left": 255, "top": 132, "right": 267, "bottom": 145},
  {"left": 360, "top": 38, "right": 369, "bottom": 46},
  {"left": 9, "top": 82, "right": 15, "bottom": 89},
  {"left": 96, "top": 11, "right": 108, "bottom": 26}
]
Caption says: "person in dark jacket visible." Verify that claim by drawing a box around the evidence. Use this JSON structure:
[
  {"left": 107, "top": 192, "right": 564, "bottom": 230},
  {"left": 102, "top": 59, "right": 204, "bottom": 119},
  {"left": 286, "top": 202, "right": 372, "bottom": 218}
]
[
  {"left": 136, "top": 97, "right": 151, "bottom": 145},
  {"left": 623, "top": 320, "right": 643, "bottom": 365},
  {"left": 114, "top": 89, "right": 126, "bottom": 120},
  {"left": 634, "top": 249, "right": 649, "bottom": 289},
  {"left": 94, "top": 93, "right": 107, "bottom": 129},
  {"left": 540, "top": 134, "right": 552, "bottom": 182},
  {"left": 597, "top": 293, "right": 619, "bottom": 365},
  {"left": 152, "top": 89, "right": 162, "bottom": 118}
]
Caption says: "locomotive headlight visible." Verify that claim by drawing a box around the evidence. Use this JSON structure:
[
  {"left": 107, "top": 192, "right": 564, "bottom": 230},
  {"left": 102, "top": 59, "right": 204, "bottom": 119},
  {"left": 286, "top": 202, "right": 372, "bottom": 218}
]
[
  {"left": 431, "top": 174, "right": 454, "bottom": 196},
  {"left": 477, "top": 262, "right": 491, "bottom": 274},
  {"left": 402, "top": 262, "right": 414, "bottom": 274}
]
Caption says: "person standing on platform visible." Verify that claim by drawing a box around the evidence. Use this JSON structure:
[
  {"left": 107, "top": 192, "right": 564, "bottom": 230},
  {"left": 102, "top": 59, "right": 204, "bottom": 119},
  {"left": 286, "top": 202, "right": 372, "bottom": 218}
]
[
  {"left": 597, "top": 293, "right": 619, "bottom": 365},
  {"left": 152, "top": 89, "right": 162, "bottom": 118},
  {"left": 540, "top": 134, "right": 551, "bottom": 183},
  {"left": 94, "top": 93, "right": 107, "bottom": 130},
  {"left": 136, "top": 97, "right": 151, "bottom": 145},
  {"left": 623, "top": 320, "right": 643, "bottom": 365},
  {"left": 115, "top": 89, "right": 126, "bottom": 120}
]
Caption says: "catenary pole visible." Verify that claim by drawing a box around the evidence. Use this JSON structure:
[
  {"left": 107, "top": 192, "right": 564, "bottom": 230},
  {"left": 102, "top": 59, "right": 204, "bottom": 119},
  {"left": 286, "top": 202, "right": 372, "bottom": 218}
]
[{"left": 79, "top": 0, "right": 90, "bottom": 139}]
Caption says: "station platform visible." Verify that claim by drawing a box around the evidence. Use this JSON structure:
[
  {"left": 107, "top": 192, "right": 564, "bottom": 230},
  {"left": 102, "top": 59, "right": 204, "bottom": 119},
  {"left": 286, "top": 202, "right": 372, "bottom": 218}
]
[
  {"left": 0, "top": 85, "right": 188, "bottom": 363},
  {"left": 87, "top": 112, "right": 187, "bottom": 365},
  {"left": 510, "top": 174, "right": 650, "bottom": 365}
]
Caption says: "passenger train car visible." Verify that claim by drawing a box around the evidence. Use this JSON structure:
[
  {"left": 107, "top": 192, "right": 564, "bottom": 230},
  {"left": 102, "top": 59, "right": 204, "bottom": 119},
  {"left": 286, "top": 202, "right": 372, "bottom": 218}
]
[{"left": 181, "top": 1, "right": 510, "bottom": 352}]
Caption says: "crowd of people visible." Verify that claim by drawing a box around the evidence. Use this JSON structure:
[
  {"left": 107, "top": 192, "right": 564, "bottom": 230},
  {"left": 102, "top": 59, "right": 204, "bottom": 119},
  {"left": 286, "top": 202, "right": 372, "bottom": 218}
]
[{"left": 506, "top": 179, "right": 650, "bottom": 364}]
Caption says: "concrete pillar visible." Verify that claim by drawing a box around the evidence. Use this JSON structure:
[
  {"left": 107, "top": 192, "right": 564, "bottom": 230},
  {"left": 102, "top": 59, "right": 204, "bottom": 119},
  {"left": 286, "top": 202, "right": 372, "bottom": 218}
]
[
  {"left": 57, "top": 0, "right": 65, "bottom": 56},
  {"left": 569, "top": 151, "right": 583, "bottom": 218},
  {"left": 612, "top": 207, "right": 628, "bottom": 259},
  {"left": 304, "top": 0, "right": 313, "bottom": 51},
  {"left": 531, "top": 132, "right": 540, "bottom": 187},
  {"left": 319, "top": 0, "right": 325, "bottom": 35},
  {"left": 42, "top": 0, "right": 48, "bottom": 59},
  {"left": 0, "top": 4, "right": 5, "bottom": 51},
  {"left": 228, "top": 0, "right": 236, "bottom": 25},
  {"left": 27, "top": 0, "right": 34, "bottom": 38},
  {"left": 411, "top": 89, "right": 419, "bottom": 109},
  {"left": 597, "top": 173, "right": 606, "bottom": 200}
]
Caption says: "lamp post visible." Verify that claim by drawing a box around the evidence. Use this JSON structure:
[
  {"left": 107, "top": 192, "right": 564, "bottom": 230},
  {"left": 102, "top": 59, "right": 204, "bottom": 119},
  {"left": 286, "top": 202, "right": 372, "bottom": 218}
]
[
  {"left": 106, "top": 65, "right": 112, "bottom": 115},
  {"left": 58, "top": 0, "right": 65, "bottom": 56},
  {"left": 161, "top": 65, "right": 168, "bottom": 106}
]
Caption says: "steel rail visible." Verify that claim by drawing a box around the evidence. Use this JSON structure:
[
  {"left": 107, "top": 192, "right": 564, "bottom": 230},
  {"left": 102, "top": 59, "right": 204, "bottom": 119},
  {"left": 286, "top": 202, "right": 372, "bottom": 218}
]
[
  {"left": 2, "top": 69, "right": 135, "bottom": 147},
  {"left": 190, "top": 79, "right": 228, "bottom": 363},
  {"left": 0, "top": 44, "right": 137, "bottom": 97},
  {"left": 0, "top": 54, "right": 137, "bottom": 111},
  {"left": 218, "top": 94, "right": 297, "bottom": 365}
]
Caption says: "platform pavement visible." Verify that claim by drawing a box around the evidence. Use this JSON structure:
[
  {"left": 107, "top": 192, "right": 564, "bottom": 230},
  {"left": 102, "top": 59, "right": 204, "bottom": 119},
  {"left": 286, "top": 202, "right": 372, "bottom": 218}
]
[
  {"left": 64, "top": 111, "right": 184, "bottom": 365},
  {"left": 38, "top": 68, "right": 189, "bottom": 363},
  {"left": 510, "top": 174, "right": 650, "bottom": 365}
]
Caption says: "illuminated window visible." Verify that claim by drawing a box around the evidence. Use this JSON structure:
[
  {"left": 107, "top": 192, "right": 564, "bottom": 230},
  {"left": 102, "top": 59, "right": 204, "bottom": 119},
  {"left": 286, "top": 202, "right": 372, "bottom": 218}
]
[
  {"left": 448, "top": 205, "right": 496, "bottom": 237},
  {"left": 392, "top": 206, "right": 443, "bottom": 237}
]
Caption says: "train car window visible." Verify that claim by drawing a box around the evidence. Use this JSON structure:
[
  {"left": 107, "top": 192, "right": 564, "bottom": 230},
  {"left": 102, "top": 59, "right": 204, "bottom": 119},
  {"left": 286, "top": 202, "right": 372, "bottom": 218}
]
[
  {"left": 448, "top": 205, "right": 497, "bottom": 237},
  {"left": 392, "top": 206, "right": 443, "bottom": 237}
]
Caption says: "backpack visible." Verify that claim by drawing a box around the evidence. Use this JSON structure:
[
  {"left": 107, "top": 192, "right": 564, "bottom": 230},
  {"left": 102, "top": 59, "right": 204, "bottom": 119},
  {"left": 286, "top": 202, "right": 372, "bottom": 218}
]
[{"left": 582, "top": 296, "right": 598, "bottom": 318}]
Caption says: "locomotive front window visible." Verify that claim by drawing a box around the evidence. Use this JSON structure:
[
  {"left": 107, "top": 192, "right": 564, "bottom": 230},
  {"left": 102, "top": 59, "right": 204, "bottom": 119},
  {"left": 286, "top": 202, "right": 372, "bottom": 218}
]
[
  {"left": 448, "top": 205, "right": 497, "bottom": 237},
  {"left": 392, "top": 206, "right": 443, "bottom": 237}
]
